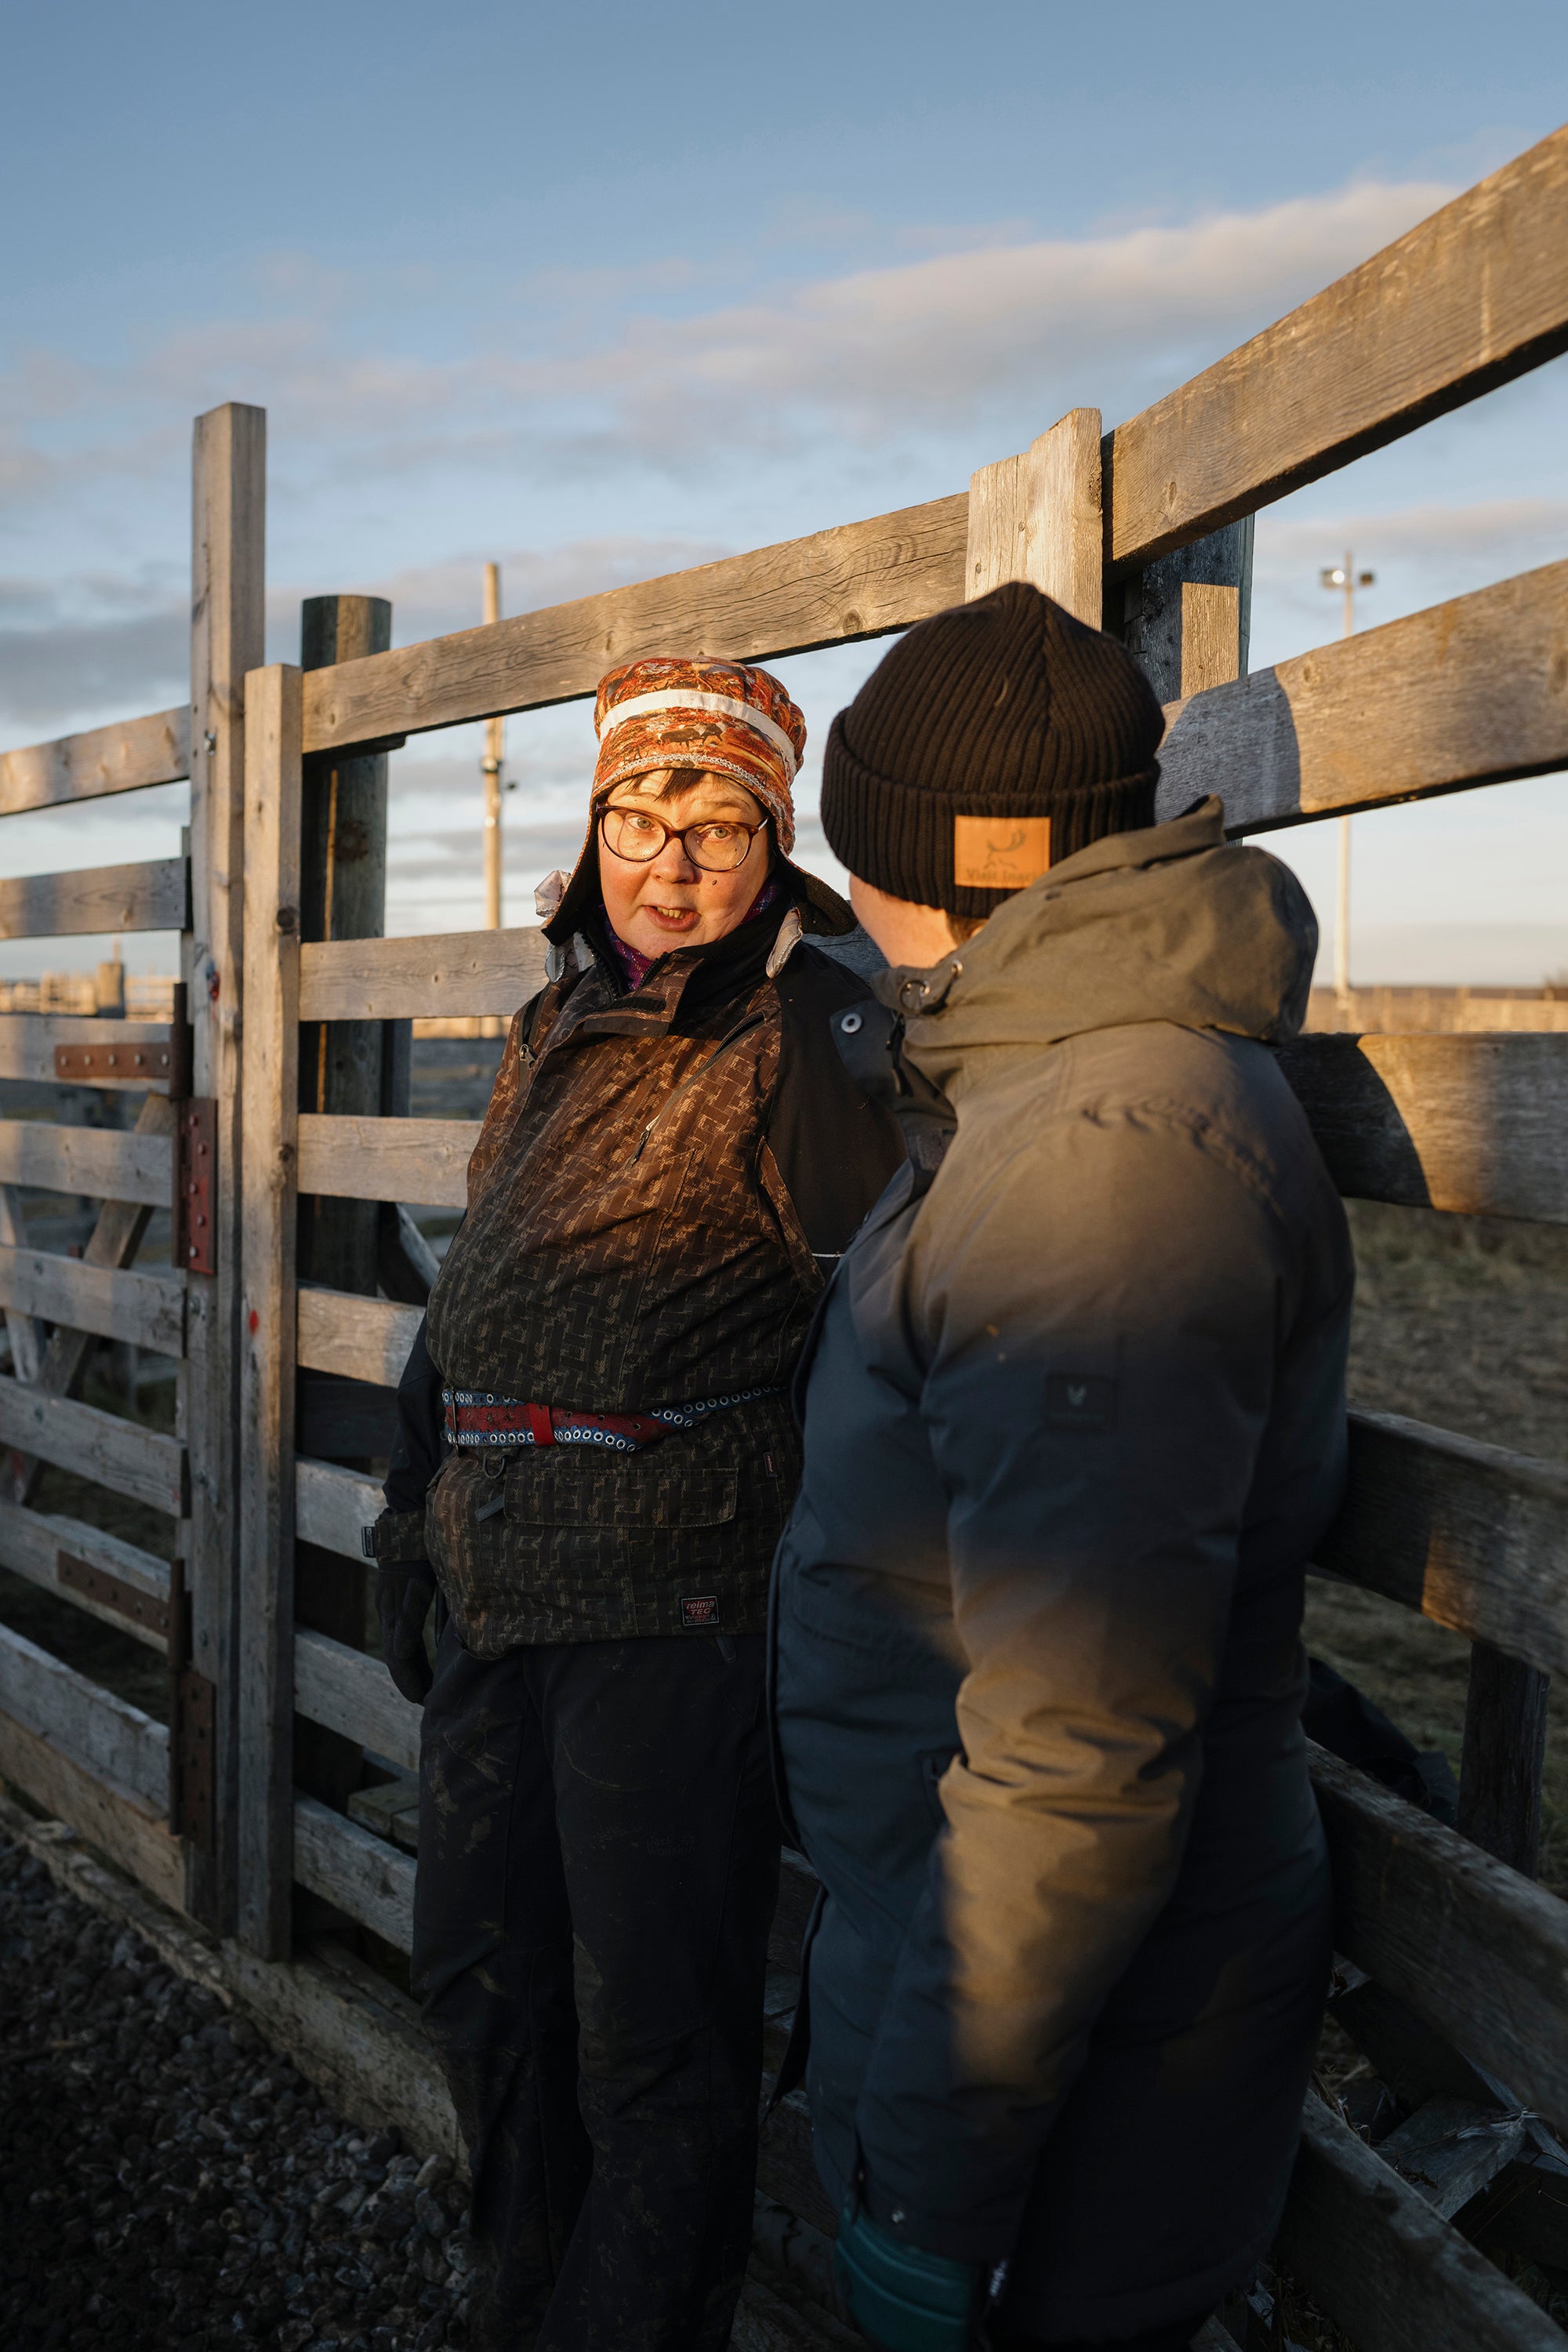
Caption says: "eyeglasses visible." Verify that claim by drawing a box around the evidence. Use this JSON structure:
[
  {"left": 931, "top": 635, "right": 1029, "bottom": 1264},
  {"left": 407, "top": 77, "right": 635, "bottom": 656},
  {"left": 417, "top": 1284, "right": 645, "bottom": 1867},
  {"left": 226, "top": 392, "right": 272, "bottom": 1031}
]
[{"left": 599, "top": 804, "right": 766, "bottom": 874}]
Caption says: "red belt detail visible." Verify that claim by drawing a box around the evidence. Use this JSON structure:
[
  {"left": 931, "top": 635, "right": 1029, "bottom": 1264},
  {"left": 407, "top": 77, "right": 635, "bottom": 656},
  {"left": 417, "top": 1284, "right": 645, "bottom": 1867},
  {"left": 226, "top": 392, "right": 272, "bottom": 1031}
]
[{"left": 525, "top": 1402, "right": 554, "bottom": 1448}]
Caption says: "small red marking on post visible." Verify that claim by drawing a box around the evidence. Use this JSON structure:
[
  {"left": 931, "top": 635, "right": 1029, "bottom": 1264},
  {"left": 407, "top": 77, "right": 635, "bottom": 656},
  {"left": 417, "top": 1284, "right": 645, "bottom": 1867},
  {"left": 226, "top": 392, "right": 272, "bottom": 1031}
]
[{"left": 248, "top": 1308, "right": 259, "bottom": 1333}]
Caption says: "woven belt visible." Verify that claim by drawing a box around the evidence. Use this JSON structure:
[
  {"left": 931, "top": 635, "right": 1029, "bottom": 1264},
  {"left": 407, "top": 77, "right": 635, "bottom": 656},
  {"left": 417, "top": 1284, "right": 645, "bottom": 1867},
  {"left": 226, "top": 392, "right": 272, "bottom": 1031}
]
[{"left": 441, "top": 1385, "right": 777, "bottom": 1455}]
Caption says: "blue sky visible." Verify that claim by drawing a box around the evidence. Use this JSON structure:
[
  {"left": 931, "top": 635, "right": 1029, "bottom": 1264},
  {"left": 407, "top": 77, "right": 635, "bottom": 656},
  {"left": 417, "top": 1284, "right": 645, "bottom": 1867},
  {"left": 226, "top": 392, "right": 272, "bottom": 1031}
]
[{"left": 3, "top": 0, "right": 1568, "bottom": 982}]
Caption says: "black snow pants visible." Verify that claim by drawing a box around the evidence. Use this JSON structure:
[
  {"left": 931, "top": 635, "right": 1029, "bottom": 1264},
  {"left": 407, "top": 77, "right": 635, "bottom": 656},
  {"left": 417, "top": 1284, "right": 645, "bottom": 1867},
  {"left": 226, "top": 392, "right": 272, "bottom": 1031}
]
[{"left": 411, "top": 1620, "right": 780, "bottom": 2352}]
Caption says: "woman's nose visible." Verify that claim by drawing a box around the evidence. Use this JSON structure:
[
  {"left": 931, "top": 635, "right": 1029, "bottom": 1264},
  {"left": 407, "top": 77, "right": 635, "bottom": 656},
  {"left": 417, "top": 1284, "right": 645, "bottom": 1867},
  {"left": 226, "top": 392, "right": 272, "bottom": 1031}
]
[{"left": 649, "top": 837, "right": 699, "bottom": 881}]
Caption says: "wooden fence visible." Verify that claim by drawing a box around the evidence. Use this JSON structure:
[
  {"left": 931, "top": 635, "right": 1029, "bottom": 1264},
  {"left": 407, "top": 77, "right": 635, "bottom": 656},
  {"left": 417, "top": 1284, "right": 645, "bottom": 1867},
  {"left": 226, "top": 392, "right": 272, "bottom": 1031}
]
[{"left": 3, "top": 122, "right": 1568, "bottom": 2352}]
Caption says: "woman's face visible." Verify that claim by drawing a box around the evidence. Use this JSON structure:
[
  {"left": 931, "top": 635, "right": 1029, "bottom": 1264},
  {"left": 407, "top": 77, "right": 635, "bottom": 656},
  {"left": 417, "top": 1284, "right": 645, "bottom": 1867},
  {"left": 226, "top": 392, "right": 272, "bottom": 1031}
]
[{"left": 597, "top": 768, "right": 770, "bottom": 955}]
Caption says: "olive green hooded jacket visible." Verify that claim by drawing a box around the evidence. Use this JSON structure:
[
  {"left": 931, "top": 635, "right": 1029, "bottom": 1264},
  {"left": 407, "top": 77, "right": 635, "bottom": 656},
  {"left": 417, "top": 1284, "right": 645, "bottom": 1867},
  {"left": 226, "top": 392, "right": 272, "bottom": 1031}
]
[{"left": 771, "top": 797, "right": 1353, "bottom": 2342}]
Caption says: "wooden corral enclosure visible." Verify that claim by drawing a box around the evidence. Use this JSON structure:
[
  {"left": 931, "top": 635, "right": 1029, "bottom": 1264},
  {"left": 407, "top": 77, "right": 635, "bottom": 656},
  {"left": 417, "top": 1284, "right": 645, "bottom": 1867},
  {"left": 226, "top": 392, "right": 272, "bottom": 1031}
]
[{"left": 5, "top": 124, "right": 1568, "bottom": 2352}]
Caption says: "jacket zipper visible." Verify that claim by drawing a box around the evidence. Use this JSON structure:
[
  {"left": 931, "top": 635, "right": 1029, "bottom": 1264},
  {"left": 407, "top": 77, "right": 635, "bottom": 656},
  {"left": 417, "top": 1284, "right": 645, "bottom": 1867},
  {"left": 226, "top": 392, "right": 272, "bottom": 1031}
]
[{"left": 626, "top": 1014, "right": 765, "bottom": 1166}]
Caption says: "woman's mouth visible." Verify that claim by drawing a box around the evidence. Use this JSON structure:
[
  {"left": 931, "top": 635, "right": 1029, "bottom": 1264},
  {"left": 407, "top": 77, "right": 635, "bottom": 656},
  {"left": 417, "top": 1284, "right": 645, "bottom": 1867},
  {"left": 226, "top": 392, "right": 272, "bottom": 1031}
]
[{"left": 644, "top": 905, "right": 700, "bottom": 931}]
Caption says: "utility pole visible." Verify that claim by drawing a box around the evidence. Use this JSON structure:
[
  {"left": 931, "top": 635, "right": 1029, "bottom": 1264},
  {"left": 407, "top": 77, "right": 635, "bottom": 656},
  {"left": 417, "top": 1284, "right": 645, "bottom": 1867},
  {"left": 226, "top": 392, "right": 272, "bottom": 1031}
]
[
  {"left": 1320, "top": 551, "right": 1374, "bottom": 1023},
  {"left": 481, "top": 562, "right": 504, "bottom": 932}
]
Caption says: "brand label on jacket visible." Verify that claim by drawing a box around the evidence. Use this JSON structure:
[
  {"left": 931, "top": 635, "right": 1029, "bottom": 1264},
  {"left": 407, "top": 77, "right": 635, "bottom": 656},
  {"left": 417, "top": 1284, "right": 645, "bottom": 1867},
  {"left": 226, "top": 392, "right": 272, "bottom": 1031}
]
[
  {"left": 1044, "top": 1372, "right": 1116, "bottom": 1432},
  {"left": 681, "top": 1595, "right": 721, "bottom": 1628},
  {"left": 953, "top": 815, "right": 1051, "bottom": 890}
]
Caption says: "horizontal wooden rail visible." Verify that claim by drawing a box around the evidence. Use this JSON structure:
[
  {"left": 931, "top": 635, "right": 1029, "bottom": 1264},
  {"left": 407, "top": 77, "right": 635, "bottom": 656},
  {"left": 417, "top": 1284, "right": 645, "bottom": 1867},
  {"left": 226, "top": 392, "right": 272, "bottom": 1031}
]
[
  {"left": 0, "top": 1017, "right": 180, "bottom": 1092},
  {"left": 1158, "top": 558, "right": 1568, "bottom": 833},
  {"left": 0, "top": 1619, "right": 167, "bottom": 1813},
  {"left": 299, "top": 497, "right": 971, "bottom": 752},
  {"left": 1279, "top": 1031, "right": 1568, "bottom": 1221},
  {"left": 0, "top": 1500, "right": 171, "bottom": 1651},
  {"left": 295, "top": 1628, "right": 420, "bottom": 1773},
  {"left": 299, "top": 927, "right": 547, "bottom": 1023},
  {"left": 0, "top": 1120, "right": 173, "bottom": 1207},
  {"left": 297, "top": 1114, "right": 478, "bottom": 1208},
  {"left": 0, "top": 856, "right": 189, "bottom": 942},
  {"left": 294, "top": 1789, "right": 416, "bottom": 1950},
  {"left": 293, "top": 135, "right": 1568, "bottom": 754},
  {"left": 1277, "top": 2092, "right": 1567, "bottom": 2352},
  {"left": 0, "top": 1374, "right": 186, "bottom": 1516},
  {"left": 1320, "top": 1410, "right": 1568, "bottom": 1675},
  {"left": 296, "top": 1456, "right": 383, "bottom": 1559},
  {"left": 299, "top": 1036, "right": 1567, "bottom": 1223},
  {"left": 1309, "top": 1742, "right": 1568, "bottom": 2139},
  {"left": 297, "top": 1287, "right": 423, "bottom": 1388},
  {"left": 0, "top": 706, "right": 190, "bottom": 820},
  {"left": 0, "top": 1245, "right": 185, "bottom": 1354},
  {"left": 1108, "top": 125, "right": 1568, "bottom": 569}
]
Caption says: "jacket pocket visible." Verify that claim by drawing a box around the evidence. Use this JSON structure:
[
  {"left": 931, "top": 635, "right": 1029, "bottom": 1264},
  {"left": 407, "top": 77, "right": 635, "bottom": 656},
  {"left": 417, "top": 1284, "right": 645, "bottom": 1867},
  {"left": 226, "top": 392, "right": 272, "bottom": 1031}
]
[{"left": 503, "top": 1451, "right": 739, "bottom": 1530}]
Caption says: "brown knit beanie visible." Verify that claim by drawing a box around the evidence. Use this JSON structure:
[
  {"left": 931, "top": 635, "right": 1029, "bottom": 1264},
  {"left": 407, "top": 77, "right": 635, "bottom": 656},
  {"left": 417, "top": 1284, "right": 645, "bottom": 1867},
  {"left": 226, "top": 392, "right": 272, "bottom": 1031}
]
[{"left": 820, "top": 581, "right": 1165, "bottom": 920}]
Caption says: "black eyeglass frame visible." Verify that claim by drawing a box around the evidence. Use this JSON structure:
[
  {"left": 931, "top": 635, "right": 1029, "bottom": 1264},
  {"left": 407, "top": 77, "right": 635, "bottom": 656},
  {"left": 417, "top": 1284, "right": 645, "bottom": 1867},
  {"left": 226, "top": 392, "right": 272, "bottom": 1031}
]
[{"left": 597, "top": 806, "right": 770, "bottom": 874}]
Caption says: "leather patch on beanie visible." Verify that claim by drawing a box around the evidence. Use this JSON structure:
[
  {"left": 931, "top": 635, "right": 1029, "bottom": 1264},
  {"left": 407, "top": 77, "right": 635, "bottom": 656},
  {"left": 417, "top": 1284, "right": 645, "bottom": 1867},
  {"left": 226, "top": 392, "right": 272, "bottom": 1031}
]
[{"left": 953, "top": 814, "right": 1051, "bottom": 891}]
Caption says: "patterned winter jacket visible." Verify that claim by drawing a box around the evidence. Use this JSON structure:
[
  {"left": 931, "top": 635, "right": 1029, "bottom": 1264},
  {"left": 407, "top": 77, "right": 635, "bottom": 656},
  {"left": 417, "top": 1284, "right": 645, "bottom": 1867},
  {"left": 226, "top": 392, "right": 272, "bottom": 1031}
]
[{"left": 375, "top": 886, "right": 904, "bottom": 1653}]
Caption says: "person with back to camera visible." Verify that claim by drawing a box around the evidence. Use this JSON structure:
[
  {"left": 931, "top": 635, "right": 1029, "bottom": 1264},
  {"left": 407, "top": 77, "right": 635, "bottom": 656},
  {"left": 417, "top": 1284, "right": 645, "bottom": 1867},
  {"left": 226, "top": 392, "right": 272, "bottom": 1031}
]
[
  {"left": 770, "top": 582, "right": 1354, "bottom": 2351},
  {"left": 361, "top": 655, "right": 904, "bottom": 2351}
]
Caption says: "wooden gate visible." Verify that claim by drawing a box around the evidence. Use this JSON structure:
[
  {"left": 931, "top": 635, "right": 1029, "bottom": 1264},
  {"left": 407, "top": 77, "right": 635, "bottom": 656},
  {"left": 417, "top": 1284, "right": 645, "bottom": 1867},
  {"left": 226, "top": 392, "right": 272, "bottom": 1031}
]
[
  {"left": 0, "top": 405, "right": 262, "bottom": 1928},
  {"left": 6, "top": 121, "right": 1568, "bottom": 2352}
]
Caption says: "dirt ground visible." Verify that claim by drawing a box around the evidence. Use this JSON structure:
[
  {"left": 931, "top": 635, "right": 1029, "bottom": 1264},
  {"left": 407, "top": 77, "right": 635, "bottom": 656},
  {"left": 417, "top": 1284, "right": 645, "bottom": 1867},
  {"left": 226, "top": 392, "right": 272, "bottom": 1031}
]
[{"left": 1305, "top": 1200, "right": 1568, "bottom": 1899}]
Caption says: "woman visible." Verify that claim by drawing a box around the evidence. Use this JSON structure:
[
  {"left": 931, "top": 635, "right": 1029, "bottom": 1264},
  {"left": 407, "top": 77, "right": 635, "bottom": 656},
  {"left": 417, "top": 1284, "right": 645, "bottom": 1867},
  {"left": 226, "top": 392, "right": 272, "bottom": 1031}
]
[{"left": 366, "top": 655, "right": 903, "bottom": 2352}]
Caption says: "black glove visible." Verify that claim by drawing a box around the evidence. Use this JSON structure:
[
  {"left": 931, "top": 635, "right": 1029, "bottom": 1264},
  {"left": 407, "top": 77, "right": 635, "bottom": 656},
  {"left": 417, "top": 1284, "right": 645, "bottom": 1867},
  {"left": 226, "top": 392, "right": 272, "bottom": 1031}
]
[
  {"left": 376, "top": 1559, "right": 437, "bottom": 1704},
  {"left": 363, "top": 1509, "right": 437, "bottom": 1704}
]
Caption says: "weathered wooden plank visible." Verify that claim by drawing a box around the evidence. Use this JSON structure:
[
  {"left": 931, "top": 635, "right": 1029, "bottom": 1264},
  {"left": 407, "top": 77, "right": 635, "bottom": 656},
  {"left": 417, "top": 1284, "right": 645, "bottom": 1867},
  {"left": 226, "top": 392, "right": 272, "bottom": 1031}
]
[
  {"left": 1280, "top": 1031, "right": 1568, "bottom": 1223},
  {"left": 0, "top": 1016, "right": 181, "bottom": 1091},
  {"left": 0, "top": 706, "right": 190, "bottom": 819},
  {"left": 9, "top": 1093, "right": 173, "bottom": 1510},
  {"left": 0, "top": 1119, "right": 172, "bottom": 1207},
  {"left": 238, "top": 662, "right": 302, "bottom": 1960},
  {"left": 0, "top": 857, "right": 189, "bottom": 942},
  {"left": 0, "top": 1711, "right": 185, "bottom": 1913},
  {"left": 1320, "top": 1410, "right": 1568, "bottom": 1677},
  {"left": 296, "top": 1456, "right": 383, "bottom": 1560},
  {"left": 185, "top": 399, "right": 266, "bottom": 1921},
  {"left": 1107, "top": 125, "right": 1568, "bottom": 568},
  {"left": 1376, "top": 2093, "right": 1530, "bottom": 2221},
  {"left": 1308, "top": 1741, "right": 1568, "bottom": 2140},
  {"left": 296, "top": 1114, "right": 478, "bottom": 1208},
  {"left": 300, "top": 496, "right": 970, "bottom": 753},
  {"left": 0, "top": 1498, "right": 170, "bottom": 1650},
  {"left": 966, "top": 409, "right": 1102, "bottom": 626},
  {"left": 1460, "top": 1642, "right": 1550, "bottom": 1878},
  {"left": 1276, "top": 2092, "right": 1567, "bottom": 2352},
  {"left": 295, "top": 1628, "right": 421, "bottom": 1775},
  {"left": 0, "top": 1619, "right": 167, "bottom": 1812},
  {"left": 1157, "top": 558, "right": 1568, "bottom": 834},
  {"left": 293, "top": 1790, "right": 416, "bottom": 1951},
  {"left": 0, "top": 1185, "right": 41, "bottom": 1381},
  {"left": 297, "top": 1287, "right": 422, "bottom": 1388},
  {"left": 1116, "top": 519, "right": 1254, "bottom": 702},
  {"left": 298, "top": 927, "right": 546, "bottom": 1023},
  {"left": 0, "top": 1373, "right": 185, "bottom": 1515},
  {"left": 0, "top": 1243, "right": 185, "bottom": 1354}
]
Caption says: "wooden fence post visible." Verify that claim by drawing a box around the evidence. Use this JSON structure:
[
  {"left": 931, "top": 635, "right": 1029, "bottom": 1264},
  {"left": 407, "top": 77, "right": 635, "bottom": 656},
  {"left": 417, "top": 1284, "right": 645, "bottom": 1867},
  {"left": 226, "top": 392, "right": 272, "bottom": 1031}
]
[
  {"left": 187, "top": 401, "right": 265, "bottom": 1931},
  {"left": 966, "top": 408, "right": 1103, "bottom": 622},
  {"left": 294, "top": 594, "right": 393, "bottom": 1819},
  {"left": 1459, "top": 1640, "right": 1551, "bottom": 1877},
  {"left": 238, "top": 662, "right": 303, "bottom": 1958},
  {"left": 1110, "top": 517, "right": 1255, "bottom": 702}
]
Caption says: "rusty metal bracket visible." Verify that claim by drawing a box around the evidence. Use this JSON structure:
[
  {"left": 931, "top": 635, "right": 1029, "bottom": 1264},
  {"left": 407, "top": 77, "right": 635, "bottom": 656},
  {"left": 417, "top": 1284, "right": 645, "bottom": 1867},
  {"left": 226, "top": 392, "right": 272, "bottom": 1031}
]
[
  {"left": 173, "top": 1097, "right": 218, "bottom": 1275},
  {"left": 56, "top": 1550, "right": 172, "bottom": 1641},
  {"left": 54, "top": 1035, "right": 182, "bottom": 1087}
]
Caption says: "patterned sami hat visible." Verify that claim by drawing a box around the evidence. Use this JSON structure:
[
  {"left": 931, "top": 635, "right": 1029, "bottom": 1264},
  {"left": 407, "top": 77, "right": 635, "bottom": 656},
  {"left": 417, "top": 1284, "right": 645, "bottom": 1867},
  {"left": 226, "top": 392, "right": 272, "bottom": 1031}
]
[{"left": 592, "top": 657, "right": 806, "bottom": 855}]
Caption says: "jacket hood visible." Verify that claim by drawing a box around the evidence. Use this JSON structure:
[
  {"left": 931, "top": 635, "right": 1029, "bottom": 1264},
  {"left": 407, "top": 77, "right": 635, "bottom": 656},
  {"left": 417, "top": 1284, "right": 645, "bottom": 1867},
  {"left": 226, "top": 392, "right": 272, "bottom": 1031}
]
[{"left": 876, "top": 797, "right": 1316, "bottom": 1101}]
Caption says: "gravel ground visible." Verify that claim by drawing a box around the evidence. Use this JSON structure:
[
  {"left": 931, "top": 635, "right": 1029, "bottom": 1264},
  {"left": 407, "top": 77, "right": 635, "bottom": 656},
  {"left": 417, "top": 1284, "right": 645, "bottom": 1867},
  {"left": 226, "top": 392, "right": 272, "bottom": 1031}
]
[{"left": 0, "top": 1831, "right": 474, "bottom": 2352}]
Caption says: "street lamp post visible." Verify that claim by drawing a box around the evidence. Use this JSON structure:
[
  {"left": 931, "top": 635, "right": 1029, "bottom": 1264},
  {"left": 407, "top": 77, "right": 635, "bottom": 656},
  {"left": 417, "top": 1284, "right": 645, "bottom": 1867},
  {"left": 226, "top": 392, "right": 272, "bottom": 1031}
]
[{"left": 1319, "top": 553, "right": 1374, "bottom": 1021}]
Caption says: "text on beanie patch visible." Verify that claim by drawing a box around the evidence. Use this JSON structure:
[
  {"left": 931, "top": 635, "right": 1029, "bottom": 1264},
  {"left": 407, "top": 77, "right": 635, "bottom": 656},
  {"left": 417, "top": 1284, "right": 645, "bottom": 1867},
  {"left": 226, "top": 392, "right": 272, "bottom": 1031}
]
[{"left": 953, "top": 815, "right": 1051, "bottom": 891}]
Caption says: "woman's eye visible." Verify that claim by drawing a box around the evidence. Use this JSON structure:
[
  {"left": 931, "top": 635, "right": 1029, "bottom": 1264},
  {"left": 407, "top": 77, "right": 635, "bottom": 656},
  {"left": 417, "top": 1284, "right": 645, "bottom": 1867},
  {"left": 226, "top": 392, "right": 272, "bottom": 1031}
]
[{"left": 696, "top": 824, "right": 736, "bottom": 844}]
